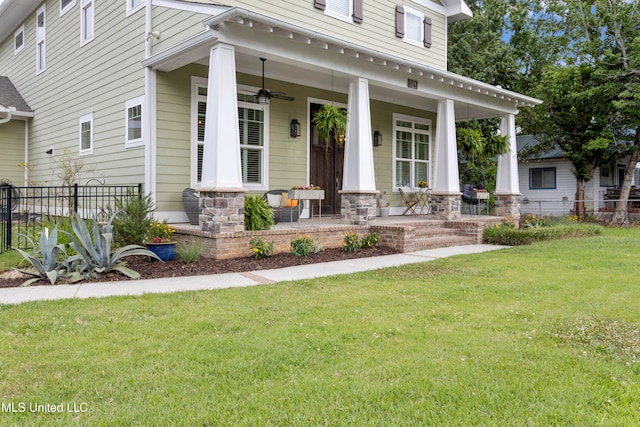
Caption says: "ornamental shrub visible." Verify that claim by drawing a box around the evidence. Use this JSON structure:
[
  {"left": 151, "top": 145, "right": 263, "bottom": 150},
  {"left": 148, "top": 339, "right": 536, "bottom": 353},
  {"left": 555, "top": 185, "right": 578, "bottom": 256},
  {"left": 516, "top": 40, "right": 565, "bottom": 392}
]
[
  {"left": 244, "top": 195, "right": 275, "bottom": 231},
  {"left": 290, "top": 235, "right": 320, "bottom": 257}
]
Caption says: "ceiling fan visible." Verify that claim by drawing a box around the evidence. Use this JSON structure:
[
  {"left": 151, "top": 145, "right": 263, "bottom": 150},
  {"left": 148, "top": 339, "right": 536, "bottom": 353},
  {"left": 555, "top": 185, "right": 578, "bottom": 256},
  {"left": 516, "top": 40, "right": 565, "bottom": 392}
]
[{"left": 255, "top": 58, "right": 294, "bottom": 104}]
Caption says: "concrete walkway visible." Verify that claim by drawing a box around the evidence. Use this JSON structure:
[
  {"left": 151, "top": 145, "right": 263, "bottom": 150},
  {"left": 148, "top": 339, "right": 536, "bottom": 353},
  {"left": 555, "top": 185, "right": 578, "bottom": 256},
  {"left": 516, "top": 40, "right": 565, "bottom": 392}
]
[{"left": 0, "top": 244, "right": 508, "bottom": 305}]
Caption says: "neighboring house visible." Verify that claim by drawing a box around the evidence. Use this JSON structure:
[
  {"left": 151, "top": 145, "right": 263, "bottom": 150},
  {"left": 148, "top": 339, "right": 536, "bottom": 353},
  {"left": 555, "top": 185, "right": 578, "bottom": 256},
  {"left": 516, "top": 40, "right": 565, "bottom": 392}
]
[
  {"left": 0, "top": 0, "right": 540, "bottom": 228},
  {"left": 517, "top": 135, "right": 640, "bottom": 217}
]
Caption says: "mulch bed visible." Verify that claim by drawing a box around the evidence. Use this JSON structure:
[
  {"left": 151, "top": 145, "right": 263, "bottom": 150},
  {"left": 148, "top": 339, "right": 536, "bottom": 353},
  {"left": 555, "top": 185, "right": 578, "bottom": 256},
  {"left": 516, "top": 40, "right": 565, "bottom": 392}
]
[{"left": 0, "top": 246, "right": 399, "bottom": 288}]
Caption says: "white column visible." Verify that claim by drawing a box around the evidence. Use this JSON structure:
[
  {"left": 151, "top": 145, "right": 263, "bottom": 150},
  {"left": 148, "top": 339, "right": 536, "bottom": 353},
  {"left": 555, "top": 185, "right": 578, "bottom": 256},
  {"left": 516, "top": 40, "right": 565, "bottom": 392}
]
[
  {"left": 432, "top": 99, "right": 459, "bottom": 193},
  {"left": 496, "top": 114, "right": 519, "bottom": 194},
  {"left": 342, "top": 76, "right": 376, "bottom": 192},
  {"left": 200, "top": 43, "right": 243, "bottom": 189}
]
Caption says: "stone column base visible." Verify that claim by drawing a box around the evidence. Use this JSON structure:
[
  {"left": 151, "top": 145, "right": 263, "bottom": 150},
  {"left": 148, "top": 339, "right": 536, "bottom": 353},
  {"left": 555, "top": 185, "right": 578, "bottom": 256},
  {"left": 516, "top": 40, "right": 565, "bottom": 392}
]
[
  {"left": 430, "top": 192, "right": 461, "bottom": 220},
  {"left": 493, "top": 193, "right": 521, "bottom": 223},
  {"left": 339, "top": 191, "right": 378, "bottom": 225},
  {"left": 197, "top": 188, "right": 247, "bottom": 234}
]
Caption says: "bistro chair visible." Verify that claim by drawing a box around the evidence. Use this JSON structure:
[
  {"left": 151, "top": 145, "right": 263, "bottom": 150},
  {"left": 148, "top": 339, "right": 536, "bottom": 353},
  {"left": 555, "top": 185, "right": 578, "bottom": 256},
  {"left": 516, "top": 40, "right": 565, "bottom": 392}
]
[{"left": 398, "top": 188, "right": 418, "bottom": 216}]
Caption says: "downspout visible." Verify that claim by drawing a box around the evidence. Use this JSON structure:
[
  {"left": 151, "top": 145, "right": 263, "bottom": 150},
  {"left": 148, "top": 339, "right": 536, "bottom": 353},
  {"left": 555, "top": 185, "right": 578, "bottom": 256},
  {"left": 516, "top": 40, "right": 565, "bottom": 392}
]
[
  {"left": 24, "top": 119, "right": 29, "bottom": 186},
  {"left": 0, "top": 106, "right": 14, "bottom": 124},
  {"left": 144, "top": 0, "right": 156, "bottom": 198}
]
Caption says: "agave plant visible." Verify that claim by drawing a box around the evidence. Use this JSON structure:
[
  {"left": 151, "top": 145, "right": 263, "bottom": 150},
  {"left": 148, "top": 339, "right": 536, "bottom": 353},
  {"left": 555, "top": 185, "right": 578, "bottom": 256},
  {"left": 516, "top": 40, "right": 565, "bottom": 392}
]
[
  {"left": 15, "top": 227, "right": 70, "bottom": 286},
  {"left": 62, "top": 213, "right": 161, "bottom": 280}
]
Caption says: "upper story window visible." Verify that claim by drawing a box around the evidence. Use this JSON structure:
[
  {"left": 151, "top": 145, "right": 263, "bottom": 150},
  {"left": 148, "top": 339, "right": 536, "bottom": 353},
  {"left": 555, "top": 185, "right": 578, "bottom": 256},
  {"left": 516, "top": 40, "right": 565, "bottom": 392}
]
[
  {"left": 529, "top": 167, "right": 556, "bottom": 189},
  {"left": 314, "top": 0, "right": 363, "bottom": 24},
  {"left": 36, "top": 5, "right": 46, "bottom": 74},
  {"left": 61, "top": 0, "right": 76, "bottom": 16},
  {"left": 14, "top": 26, "right": 25, "bottom": 55},
  {"left": 396, "top": 5, "right": 432, "bottom": 48},
  {"left": 126, "top": 0, "right": 144, "bottom": 16},
  {"left": 79, "top": 112, "right": 94, "bottom": 156},
  {"left": 80, "top": 0, "right": 95, "bottom": 45}
]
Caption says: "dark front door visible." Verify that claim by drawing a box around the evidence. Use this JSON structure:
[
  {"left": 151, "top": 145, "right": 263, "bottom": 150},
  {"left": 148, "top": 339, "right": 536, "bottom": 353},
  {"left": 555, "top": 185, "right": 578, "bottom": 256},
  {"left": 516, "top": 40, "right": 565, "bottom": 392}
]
[{"left": 310, "top": 103, "right": 344, "bottom": 215}]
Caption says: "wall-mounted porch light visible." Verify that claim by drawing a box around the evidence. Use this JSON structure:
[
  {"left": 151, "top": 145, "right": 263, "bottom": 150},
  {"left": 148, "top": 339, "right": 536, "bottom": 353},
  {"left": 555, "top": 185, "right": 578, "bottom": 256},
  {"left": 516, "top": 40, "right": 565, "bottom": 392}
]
[
  {"left": 373, "top": 130, "right": 382, "bottom": 147},
  {"left": 290, "top": 119, "right": 301, "bottom": 138}
]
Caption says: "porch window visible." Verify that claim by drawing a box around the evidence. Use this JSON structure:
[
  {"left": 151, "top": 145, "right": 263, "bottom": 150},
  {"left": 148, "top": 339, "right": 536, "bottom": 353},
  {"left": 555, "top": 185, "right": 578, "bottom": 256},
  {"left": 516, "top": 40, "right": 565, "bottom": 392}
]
[
  {"left": 529, "top": 167, "right": 555, "bottom": 189},
  {"left": 36, "top": 5, "right": 46, "bottom": 74},
  {"left": 80, "top": 0, "right": 95, "bottom": 45},
  {"left": 79, "top": 112, "right": 94, "bottom": 156},
  {"left": 125, "top": 96, "right": 144, "bottom": 147},
  {"left": 193, "top": 84, "right": 268, "bottom": 188},
  {"left": 393, "top": 115, "right": 431, "bottom": 190},
  {"left": 14, "top": 26, "right": 24, "bottom": 55}
]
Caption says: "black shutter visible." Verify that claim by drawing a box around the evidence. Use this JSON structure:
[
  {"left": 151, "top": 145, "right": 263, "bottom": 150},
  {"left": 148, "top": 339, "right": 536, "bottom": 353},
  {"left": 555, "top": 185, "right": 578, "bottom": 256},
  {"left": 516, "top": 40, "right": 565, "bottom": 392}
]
[
  {"left": 314, "top": 0, "right": 326, "bottom": 10},
  {"left": 353, "top": 0, "right": 363, "bottom": 23},
  {"left": 395, "top": 5, "right": 404, "bottom": 38},
  {"left": 423, "top": 16, "right": 432, "bottom": 47}
]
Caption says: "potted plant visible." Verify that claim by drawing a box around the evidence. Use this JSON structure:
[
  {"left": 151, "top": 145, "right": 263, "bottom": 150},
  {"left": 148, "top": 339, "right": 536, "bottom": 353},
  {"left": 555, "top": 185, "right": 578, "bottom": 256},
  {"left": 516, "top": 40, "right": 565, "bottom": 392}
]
[
  {"left": 289, "top": 185, "right": 324, "bottom": 200},
  {"left": 144, "top": 220, "right": 176, "bottom": 261},
  {"left": 312, "top": 104, "right": 347, "bottom": 146}
]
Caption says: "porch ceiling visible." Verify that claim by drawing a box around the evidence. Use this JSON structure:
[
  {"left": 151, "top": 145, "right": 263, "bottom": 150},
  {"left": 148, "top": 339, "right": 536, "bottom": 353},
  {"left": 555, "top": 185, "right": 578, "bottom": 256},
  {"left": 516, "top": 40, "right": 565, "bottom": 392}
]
[{"left": 143, "top": 7, "right": 540, "bottom": 121}]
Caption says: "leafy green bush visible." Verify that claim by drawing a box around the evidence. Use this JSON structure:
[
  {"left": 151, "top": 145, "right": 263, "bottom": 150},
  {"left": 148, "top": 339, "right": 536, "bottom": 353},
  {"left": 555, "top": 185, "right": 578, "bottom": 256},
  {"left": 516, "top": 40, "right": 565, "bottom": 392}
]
[
  {"left": 483, "top": 223, "right": 603, "bottom": 246},
  {"left": 244, "top": 195, "right": 275, "bottom": 231},
  {"left": 360, "top": 232, "right": 379, "bottom": 248},
  {"left": 176, "top": 240, "right": 203, "bottom": 264},
  {"left": 290, "top": 235, "right": 321, "bottom": 257},
  {"left": 112, "top": 191, "right": 155, "bottom": 246},
  {"left": 250, "top": 237, "right": 274, "bottom": 259},
  {"left": 342, "top": 231, "right": 360, "bottom": 253}
]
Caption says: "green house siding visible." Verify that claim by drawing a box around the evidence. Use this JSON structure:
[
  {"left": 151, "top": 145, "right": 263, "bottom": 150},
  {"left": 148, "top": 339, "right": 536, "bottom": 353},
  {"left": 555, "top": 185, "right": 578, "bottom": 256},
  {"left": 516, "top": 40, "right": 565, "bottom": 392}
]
[
  {"left": 0, "top": 0, "right": 147, "bottom": 187},
  {"left": 0, "top": 120, "right": 27, "bottom": 185}
]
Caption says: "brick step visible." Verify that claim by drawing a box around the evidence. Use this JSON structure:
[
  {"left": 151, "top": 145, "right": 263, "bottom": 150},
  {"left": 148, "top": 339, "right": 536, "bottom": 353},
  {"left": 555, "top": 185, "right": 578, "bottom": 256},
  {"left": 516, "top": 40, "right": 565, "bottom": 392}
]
[
  {"left": 407, "top": 235, "right": 476, "bottom": 251},
  {"left": 412, "top": 227, "right": 459, "bottom": 238}
]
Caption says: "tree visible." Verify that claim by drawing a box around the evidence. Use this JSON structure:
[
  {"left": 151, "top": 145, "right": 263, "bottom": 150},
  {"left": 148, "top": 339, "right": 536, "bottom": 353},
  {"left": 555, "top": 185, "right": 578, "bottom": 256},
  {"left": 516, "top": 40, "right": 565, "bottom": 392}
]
[
  {"left": 548, "top": 0, "right": 640, "bottom": 225},
  {"left": 527, "top": 65, "right": 620, "bottom": 219}
]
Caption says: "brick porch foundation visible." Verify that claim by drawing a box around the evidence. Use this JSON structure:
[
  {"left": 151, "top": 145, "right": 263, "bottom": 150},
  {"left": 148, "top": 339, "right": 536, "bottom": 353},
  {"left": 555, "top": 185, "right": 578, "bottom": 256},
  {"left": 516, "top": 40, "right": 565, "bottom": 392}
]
[
  {"left": 493, "top": 193, "right": 521, "bottom": 223},
  {"left": 340, "top": 191, "right": 378, "bottom": 225},
  {"left": 197, "top": 188, "right": 246, "bottom": 234},
  {"left": 429, "top": 192, "right": 461, "bottom": 220}
]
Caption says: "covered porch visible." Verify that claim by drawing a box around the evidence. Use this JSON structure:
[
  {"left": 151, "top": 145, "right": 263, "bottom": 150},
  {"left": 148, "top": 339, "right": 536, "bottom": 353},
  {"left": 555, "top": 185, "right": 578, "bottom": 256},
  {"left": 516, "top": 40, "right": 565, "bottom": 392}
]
[{"left": 143, "top": 7, "right": 539, "bottom": 231}]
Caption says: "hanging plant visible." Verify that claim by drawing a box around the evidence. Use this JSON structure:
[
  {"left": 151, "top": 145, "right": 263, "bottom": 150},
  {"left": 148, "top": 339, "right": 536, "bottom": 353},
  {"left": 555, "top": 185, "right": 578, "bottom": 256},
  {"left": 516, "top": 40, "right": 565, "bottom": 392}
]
[{"left": 312, "top": 104, "right": 347, "bottom": 147}]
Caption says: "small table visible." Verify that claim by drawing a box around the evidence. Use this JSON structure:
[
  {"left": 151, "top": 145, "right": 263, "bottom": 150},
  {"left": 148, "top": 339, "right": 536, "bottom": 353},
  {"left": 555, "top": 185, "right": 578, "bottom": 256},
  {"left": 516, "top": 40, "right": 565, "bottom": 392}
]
[
  {"left": 288, "top": 189, "right": 325, "bottom": 224},
  {"left": 471, "top": 191, "right": 489, "bottom": 215},
  {"left": 416, "top": 188, "right": 431, "bottom": 215}
]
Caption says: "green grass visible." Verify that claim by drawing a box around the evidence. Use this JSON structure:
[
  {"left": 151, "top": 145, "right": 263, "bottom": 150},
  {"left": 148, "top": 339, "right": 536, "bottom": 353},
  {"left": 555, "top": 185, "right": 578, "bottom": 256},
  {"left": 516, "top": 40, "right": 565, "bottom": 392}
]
[{"left": 0, "top": 229, "right": 639, "bottom": 425}]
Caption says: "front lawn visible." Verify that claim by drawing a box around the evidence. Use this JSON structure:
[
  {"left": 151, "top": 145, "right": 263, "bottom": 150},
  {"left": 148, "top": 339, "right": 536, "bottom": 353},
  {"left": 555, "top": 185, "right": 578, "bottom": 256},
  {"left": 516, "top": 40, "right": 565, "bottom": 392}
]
[{"left": 0, "top": 228, "right": 638, "bottom": 426}]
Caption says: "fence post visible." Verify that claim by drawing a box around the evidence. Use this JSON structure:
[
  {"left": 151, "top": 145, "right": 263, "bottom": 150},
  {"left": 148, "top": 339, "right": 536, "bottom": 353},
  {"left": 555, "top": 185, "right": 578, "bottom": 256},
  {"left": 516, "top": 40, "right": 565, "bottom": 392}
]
[
  {"left": 6, "top": 186, "right": 12, "bottom": 250},
  {"left": 73, "top": 183, "right": 79, "bottom": 215}
]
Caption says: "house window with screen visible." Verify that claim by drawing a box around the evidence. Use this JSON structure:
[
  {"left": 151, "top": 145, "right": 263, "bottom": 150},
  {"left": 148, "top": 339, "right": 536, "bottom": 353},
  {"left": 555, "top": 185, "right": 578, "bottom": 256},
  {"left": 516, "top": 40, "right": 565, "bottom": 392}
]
[
  {"left": 194, "top": 85, "right": 268, "bottom": 188},
  {"left": 79, "top": 113, "right": 94, "bottom": 156},
  {"left": 529, "top": 167, "right": 556, "bottom": 189},
  {"left": 14, "top": 26, "right": 24, "bottom": 55},
  {"left": 393, "top": 115, "right": 431, "bottom": 190},
  {"left": 125, "top": 96, "right": 144, "bottom": 147},
  {"left": 36, "top": 5, "right": 46, "bottom": 74}
]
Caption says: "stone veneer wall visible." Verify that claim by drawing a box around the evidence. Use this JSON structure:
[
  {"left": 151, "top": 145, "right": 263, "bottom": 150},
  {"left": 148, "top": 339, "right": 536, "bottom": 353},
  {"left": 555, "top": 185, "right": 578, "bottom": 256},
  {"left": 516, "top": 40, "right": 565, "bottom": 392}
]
[
  {"left": 429, "top": 192, "right": 462, "bottom": 220},
  {"left": 493, "top": 193, "right": 521, "bottom": 224},
  {"left": 198, "top": 189, "right": 245, "bottom": 234},
  {"left": 340, "top": 192, "right": 378, "bottom": 225}
]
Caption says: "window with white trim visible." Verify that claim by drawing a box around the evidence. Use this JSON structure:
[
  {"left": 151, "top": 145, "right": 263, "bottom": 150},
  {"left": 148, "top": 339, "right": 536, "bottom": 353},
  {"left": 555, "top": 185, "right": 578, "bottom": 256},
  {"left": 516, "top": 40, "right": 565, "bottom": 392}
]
[
  {"left": 14, "top": 26, "right": 24, "bottom": 55},
  {"left": 60, "top": 0, "right": 76, "bottom": 16},
  {"left": 192, "top": 82, "right": 268, "bottom": 188},
  {"left": 529, "top": 167, "right": 556, "bottom": 189},
  {"left": 403, "top": 5, "right": 423, "bottom": 46},
  {"left": 126, "top": 0, "right": 144, "bottom": 16},
  {"left": 36, "top": 5, "right": 46, "bottom": 74},
  {"left": 314, "top": 0, "right": 363, "bottom": 23},
  {"left": 79, "top": 113, "right": 94, "bottom": 156},
  {"left": 125, "top": 96, "right": 144, "bottom": 147},
  {"left": 80, "top": 0, "right": 95, "bottom": 45},
  {"left": 393, "top": 115, "right": 431, "bottom": 190}
]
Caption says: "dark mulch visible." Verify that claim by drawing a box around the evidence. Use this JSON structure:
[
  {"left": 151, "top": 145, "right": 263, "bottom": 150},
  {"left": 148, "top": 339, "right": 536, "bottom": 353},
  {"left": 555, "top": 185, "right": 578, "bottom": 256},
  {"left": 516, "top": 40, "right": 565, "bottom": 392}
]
[{"left": 0, "top": 246, "right": 399, "bottom": 288}]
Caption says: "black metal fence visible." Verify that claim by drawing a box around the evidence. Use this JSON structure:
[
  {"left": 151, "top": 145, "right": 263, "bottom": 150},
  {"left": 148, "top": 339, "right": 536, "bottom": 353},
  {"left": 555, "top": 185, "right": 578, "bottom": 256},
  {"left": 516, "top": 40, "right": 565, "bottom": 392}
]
[{"left": 0, "top": 183, "right": 142, "bottom": 254}]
